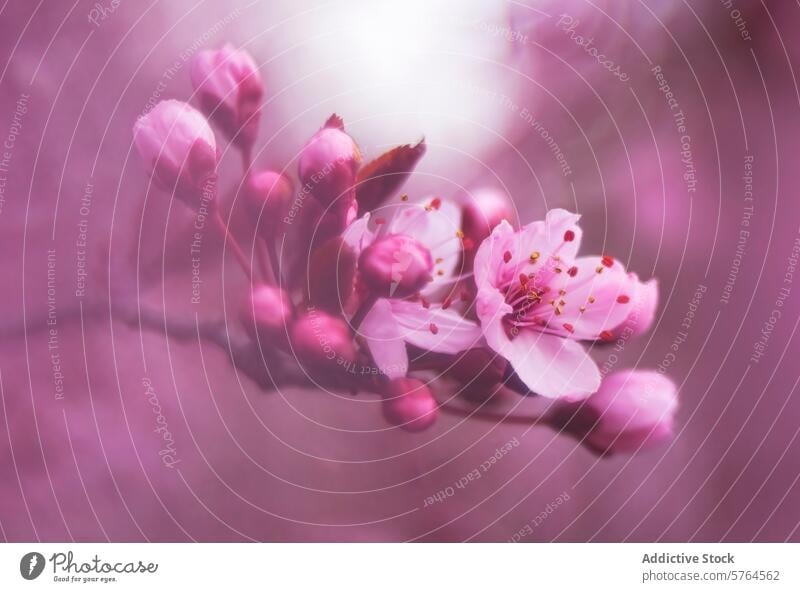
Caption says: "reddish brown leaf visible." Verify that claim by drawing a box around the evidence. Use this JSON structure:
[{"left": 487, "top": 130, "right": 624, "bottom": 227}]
[
  {"left": 324, "top": 113, "right": 344, "bottom": 130},
  {"left": 355, "top": 139, "right": 426, "bottom": 212}
]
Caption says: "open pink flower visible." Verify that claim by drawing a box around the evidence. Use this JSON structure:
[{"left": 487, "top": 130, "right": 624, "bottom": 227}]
[
  {"left": 361, "top": 298, "right": 481, "bottom": 378},
  {"left": 355, "top": 197, "right": 481, "bottom": 378},
  {"left": 473, "top": 209, "right": 651, "bottom": 399}
]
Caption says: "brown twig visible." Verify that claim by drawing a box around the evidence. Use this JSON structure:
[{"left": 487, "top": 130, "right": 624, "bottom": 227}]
[
  {"left": 437, "top": 400, "right": 544, "bottom": 425},
  {"left": 212, "top": 202, "right": 253, "bottom": 282}
]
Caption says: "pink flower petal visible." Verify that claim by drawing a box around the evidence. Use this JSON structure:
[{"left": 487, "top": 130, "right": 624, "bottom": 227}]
[
  {"left": 341, "top": 212, "right": 375, "bottom": 254},
  {"left": 387, "top": 198, "right": 463, "bottom": 294},
  {"left": 473, "top": 219, "right": 516, "bottom": 289},
  {"left": 485, "top": 327, "right": 600, "bottom": 399},
  {"left": 360, "top": 299, "right": 408, "bottom": 378},
  {"left": 504, "top": 209, "right": 582, "bottom": 273},
  {"left": 390, "top": 300, "right": 482, "bottom": 354}
]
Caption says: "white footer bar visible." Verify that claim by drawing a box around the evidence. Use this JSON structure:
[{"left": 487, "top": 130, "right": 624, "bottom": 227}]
[{"left": 0, "top": 543, "right": 796, "bottom": 591}]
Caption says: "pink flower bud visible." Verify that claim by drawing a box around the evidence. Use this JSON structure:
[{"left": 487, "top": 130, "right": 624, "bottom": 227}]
[
  {"left": 462, "top": 187, "right": 514, "bottom": 247},
  {"left": 243, "top": 170, "right": 294, "bottom": 237},
  {"left": 133, "top": 100, "right": 217, "bottom": 208},
  {"left": 190, "top": 44, "right": 264, "bottom": 150},
  {"left": 298, "top": 115, "right": 362, "bottom": 206},
  {"left": 549, "top": 370, "right": 677, "bottom": 455},
  {"left": 381, "top": 378, "right": 438, "bottom": 432},
  {"left": 309, "top": 195, "right": 358, "bottom": 244},
  {"left": 359, "top": 234, "right": 433, "bottom": 298},
  {"left": 242, "top": 284, "right": 293, "bottom": 343},
  {"left": 290, "top": 310, "right": 356, "bottom": 369},
  {"left": 608, "top": 276, "right": 658, "bottom": 340}
]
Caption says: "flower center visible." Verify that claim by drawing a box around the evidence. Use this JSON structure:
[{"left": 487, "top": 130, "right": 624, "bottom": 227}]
[{"left": 496, "top": 247, "right": 622, "bottom": 339}]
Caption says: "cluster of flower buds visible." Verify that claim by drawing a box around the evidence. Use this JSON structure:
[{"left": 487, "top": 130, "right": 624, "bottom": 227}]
[{"left": 132, "top": 43, "right": 677, "bottom": 456}]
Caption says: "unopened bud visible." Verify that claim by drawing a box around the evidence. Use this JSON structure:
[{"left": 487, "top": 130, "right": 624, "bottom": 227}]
[
  {"left": 359, "top": 234, "right": 433, "bottom": 298},
  {"left": 133, "top": 100, "right": 217, "bottom": 208},
  {"left": 381, "top": 377, "right": 438, "bottom": 432},
  {"left": 607, "top": 276, "right": 658, "bottom": 340},
  {"left": 190, "top": 44, "right": 264, "bottom": 151},
  {"left": 548, "top": 370, "right": 677, "bottom": 455},
  {"left": 290, "top": 311, "right": 357, "bottom": 369},
  {"left": 462, "top": 187, "right": 514, "bottom": 248},
  {"left": 298, "top": 115, "right": 361, "bottom": 205},
  {"left": 243, "top": 170, "right": 293, "bottom": 238},
  {"left": 242, "top": 284, "right": 293, "bottom": 343}
]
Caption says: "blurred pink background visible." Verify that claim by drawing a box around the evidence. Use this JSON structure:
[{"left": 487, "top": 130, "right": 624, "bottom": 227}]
[{"left": 2, "top": 0, "right": 800, "bottom": 541}]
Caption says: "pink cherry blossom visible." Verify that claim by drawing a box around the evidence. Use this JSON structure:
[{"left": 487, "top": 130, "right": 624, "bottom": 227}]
[
  {"left": 461, "top": 186, "right": 515, "bottom": 248},
  {"left": 361, "top": 298, "right": 482, "bottom": 378},
  {"left": 354, "top": 197, "right": 481, "bottom": 378},
  {"left": 379, "top": 196, "right": 464, "bottom": 298},
  {"left": 473, "top": 209, "right": 653, "bottom": 399}
]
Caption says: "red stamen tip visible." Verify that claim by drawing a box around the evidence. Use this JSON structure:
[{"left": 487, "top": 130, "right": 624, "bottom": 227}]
[
  {"left": 564, "top": 230, "right": 575, "bottom": 242},
  {"left": 601, "top": 255, "right": 614, "bottom": 268},
  {"left": 563, "top": 323, "right": 574, "bottom": 333},
  {"left": 599, "top": 330, "right": 614, "bottom": 341},
  {"left": 503, "top": 250, "right": 512, "bottom": 263},
  {"left": 429, "top": 323, "right": 439, "bottom": 335},
  {"left": 567, "top": 266, "right": 578, "bottom": 277},
  {"left": 430, "top": 197, "right": 442, "bottom": 210},
  {"left": 617, "top": 295, "right": 630, "bottom": 304}
]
